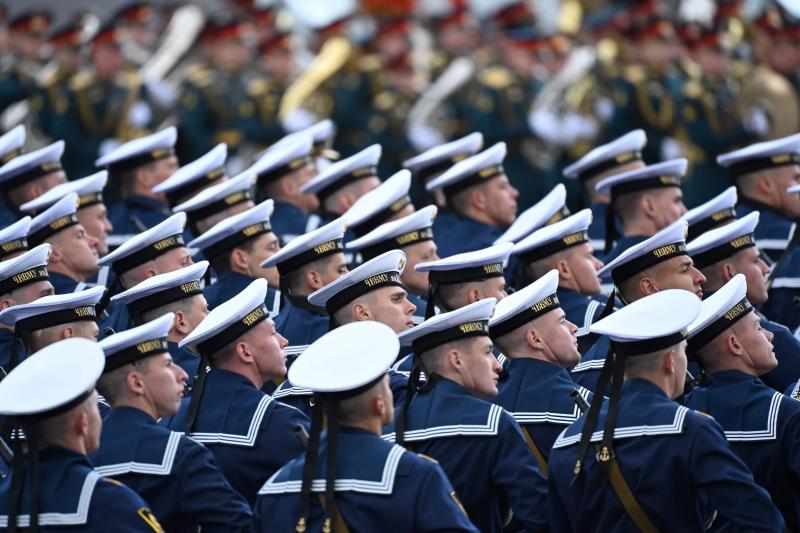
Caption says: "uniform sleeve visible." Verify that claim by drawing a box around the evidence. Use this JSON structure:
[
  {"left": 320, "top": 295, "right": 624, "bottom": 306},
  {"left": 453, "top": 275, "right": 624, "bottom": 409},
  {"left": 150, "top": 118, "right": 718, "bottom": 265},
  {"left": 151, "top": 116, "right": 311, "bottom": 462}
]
[
  {"left": 689, "top": 416, "right": 785, "bottom": 531},
  {"left": 92, "top": 477, "right": 165, "bottom": 532},
  {"left": 490, "top": 413, "right": 549, "bottom": 532},
  {"left": 412, "top": 458, "right": 481, "bottom": 533},
  {"left": 175, "top": 442, "right": 253, "bottom": 532},
  {"left": 547, "top": 450, "right": 574, "bottom": 533},
  {"left": 781, "top": 402, "right": 800, "bottom": 483}
]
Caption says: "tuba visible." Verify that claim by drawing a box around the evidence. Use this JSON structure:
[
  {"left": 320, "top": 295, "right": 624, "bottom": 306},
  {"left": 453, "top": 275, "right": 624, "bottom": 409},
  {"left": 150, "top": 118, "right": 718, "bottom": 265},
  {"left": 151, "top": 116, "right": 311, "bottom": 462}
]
[{"left": 736, "top": 64, "right": 800, "bottom": 140}]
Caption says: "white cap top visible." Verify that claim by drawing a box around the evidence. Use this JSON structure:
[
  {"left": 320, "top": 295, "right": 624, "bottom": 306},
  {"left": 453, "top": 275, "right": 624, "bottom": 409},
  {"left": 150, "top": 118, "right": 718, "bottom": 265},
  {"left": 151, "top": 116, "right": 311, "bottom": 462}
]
[
  {"left": 172, "top": 171, "right": 255, "bottom": 216},
  {"left": 681, "top": 186, "right": 737, "bottom": 240},
  {"left": 789, "top": 185, "right": 800, "bottom": 194},
  {"left": 289, "top": 321, "right": 399, "bottom": 393},
  {"left": 152, "top": 143, "right": 227, "bottom": 203},
  {"left": 717, "top": 132, "right": 800, "bottom": 169},
  {"left": 20, "top": 170, "right": 108, "bottom": 214},
  {"left": 189, "top": 199, "right": 275, "bottom": 256},
  {"left": 284, "top": 0, "right": 356, "bottom": 29},
  {"left": 0, "top": 285, "right": 105, "bottom": 329},
  {"left": 563, "top": 129, "right": 646, "bottom": 180},
  {"left": 300, "top": 144, "right": 381, "bottom": 198},
  {"left": 402, "top": 132, "right": 484, "bottom": 175},
  {"left": 343, "top": 169, "right": 413, "bottom": 236},
  {"left": 98, "top": 212, "right": 187, "bottom": 272},
  {"left": 415, "top": 242, "right": 513, "bottom": 273},
  {"left": 347, "top": 205, "right": 437, "bottom": 257},
  {"left": 489, "top": 269, "right": 560, "bottom": 336},
  {"left": 98, "top": 313, "right": 174, "bottom": 372},
  {"left": 0, "top": 124, "right": 25, "bottom": 163},
  {"left": 261, "top": 217, "right": 346, "bottom": 273},
  {"left": 495, "top": 183, "right": 569, "bottom": 244},
  {"left": 595, "top": 158, "right": 688, "bottom": 197},
  {"left": 687, "top": 274, "right": 749, "bottom": 342},
  {"left": 687, "top": 211, "right": 759, "bottom": 268},
  {"left": 0, "top": 140, "right": 64, "bottom": 189},
  {"left": 426, "top": 142, "right": 506, "bottom": 194},
  {"left": 590, "top": 289, "right": 701, "bottom": 343},
  {"left": 249, "top": 134, "right": 313, "bottom": 184},
  {"left": 0, "top": 243, "right": 51, "bottom": 290},
  {"left": 308, "top": 250, "right": 406, "bottom": 311},
  {"left": 95, "top": 127, "right": 177, "bottom": 168},
  {"left": 110, "top": 260, "right": 208, "bottom": 308},
  {"left": 513, "top": 208, "right": 592, "bottom": 259},
  {"left": 0, "top": 216, "right": 31, "bottom": 259},
  {"left": 0, "top": 337, "right": 104, "bottom": 416},
  {"left": 28, "top": 193, "right": 79, "bottom": 243},
  {"left": 398, "top": 297, "right": 495, "bottom": 348},
  {"left": 597, "top": 220, "right": 689, "bottom": 281},
  {"left": 179, "top": 278, "right": 270, "bottom": 353}
]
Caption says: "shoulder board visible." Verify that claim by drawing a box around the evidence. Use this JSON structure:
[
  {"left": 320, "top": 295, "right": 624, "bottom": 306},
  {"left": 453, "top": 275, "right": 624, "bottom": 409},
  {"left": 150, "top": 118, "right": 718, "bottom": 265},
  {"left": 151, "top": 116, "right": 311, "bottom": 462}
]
[
  {"left": 115, "top": 71, "right": 141, "bottom": 87},
  {"left": 478, "top": 66, "right": 513, "bottom": 89},
  {"left": 623, "top": 64, "right": 646, "bottom": 84},
  {"left": 247, "top": 78, "right": 270, "bottom": 96},
  {"left": 416, "top": 453, "right": 439, "bottom": 464},
  {"left": 69, "top": 71, "right": 95, "bottom": 90},
  {"left": 692, "top": 409, "right": 714, "bottom": 419},
  {"left": 102, "top": 476, "right": 125, "bottom": 487},
  {"left": 683, "top": 79, "right": 704, "bottom": 99},
  {"left": 38, "top": 64, "right": 60, "bottom": 86},
  {"left": 358, "top": 54, "right": 382, "bottom": 72},
  {"left": 679, "top": 58, "right": 702, "bottom": 80}
]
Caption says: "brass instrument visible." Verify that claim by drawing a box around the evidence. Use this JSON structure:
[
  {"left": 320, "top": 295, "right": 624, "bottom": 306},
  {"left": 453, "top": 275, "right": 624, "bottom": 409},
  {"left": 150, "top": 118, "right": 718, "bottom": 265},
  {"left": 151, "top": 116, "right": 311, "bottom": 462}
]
[{"left": 736, "top": 64, "right": 800, "bottom": 140}]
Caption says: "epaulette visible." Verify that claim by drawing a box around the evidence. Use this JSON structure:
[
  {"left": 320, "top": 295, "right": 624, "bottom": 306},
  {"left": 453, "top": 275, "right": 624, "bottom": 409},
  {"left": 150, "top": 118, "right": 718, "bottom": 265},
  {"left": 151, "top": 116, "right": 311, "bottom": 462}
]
[
  {"left": 358, "top": 54, "right": 382, "bottom": 73},
  {"left": 623, "top": 64, "right": 646, "bottom": 84},
  {"left": 693, "top": 409, "right": 715, "bottom": 420},
  {"left": 679, "top": 58, "right": 702, "bottom": 81},
  {"left": 102, "top": 476, "right": 126, "bottom": 487},
  {"left": 115, "top": 70, "right": 141, "bottom": 88},
  {"left": 69, "top": 71, "right": 95, "bottom": 91},
  {"left": 37, "top": 64, "right": 61, "bottom": 87},
  {"left": 478, "top": 66, "right": 513, "bottom": 90},
  {"left": 246, "top": 78, "right": 271, "bottom": 96},
  {"left": 683, "top": 79, "right": 704, "bottom": 99},
  {"left": 417, "top": 453, "right": 439, "bottom": 464},
  {"left": 186, "top": 67, "right": 214, "bottom": 87}
]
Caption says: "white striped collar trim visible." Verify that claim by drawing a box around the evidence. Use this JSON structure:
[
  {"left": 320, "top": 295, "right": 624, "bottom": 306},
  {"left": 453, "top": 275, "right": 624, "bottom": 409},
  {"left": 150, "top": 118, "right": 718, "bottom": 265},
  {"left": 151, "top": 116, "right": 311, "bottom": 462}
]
[
  {"left": 284, "top": 345, "right": 309, "bottom": 356},
  {"left": 390, "top": 354, "right": 412, "bottom": 373},
  {"left": 94, "top": 431, "right": 183, "bottom": 477},
  {"left": 723, "top": 392, "right": 783, "bottom": 442},
  {"left": 383, "top": 404, "right": 504, "bottom": 442},
  {"left": 269, "top": 289, "right": 282, "bottom": 316},
  {"left": 273, "top": 383, "right": 313, "bottom": 398},
  {"left": 258, "top": 445, "right": 406, "bottom": 496},
  {"left": 756, "top": 238, "right": 790, "bottom": 250},
  {"left": 510, "top": 386, "right": 591, "bottom": 426},
  {"left": 790, "top": 380, "right": 800, "bottom": 400},
  {"left": 496, "top": 352, "right": 508, "bottom": 366},
  {"left": 576, "top": 300, "right": 601, "bottom": 337},
  {"left": 0, "top": 471, "right": 99, "bottom": 527},
  {"left": 552, "top": 406, "right": 690, "bottom": 448},
  {"left": 589, "top": 239, "right": 605, "bottom": 252},
  {"left": 189, "top": 394, "right": 273, "bottom": 447},
  {"left": 770, "top": 277, "right": 800, "bottom": 289},
  {"left": 571, "top": 358, "right": 606, "bottom": 373}
]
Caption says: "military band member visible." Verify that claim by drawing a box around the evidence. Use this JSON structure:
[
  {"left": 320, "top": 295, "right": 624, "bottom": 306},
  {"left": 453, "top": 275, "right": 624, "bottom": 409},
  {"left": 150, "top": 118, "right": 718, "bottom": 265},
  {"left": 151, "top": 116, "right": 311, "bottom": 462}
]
[
  {"left": 0, "top": 338, "right": 163, "bottom": 531},
  {"left": 173, "top": 171, "right": 255, "bottom": 237},
  {"left": 595, "top": 158, "right": 688, "bottom": 262},
  {"left": 489, "top": 270, "right": 589, "bottom": 473},
  {"left": 91, "top": 313, "right": 252, "bottom": 531},
  {"left": 151, "top": 143, "right": 229, "bottom": 210},
  {"left": 108, "top": 261, "right": 209, "bottom": 379},
  {"left": 189, "top": 200, "right": 282, "bottom": 314},
  {"left": 27, "top": 193, "right": 100, "bottom": 294},
  {"left": 254, "top": 322, "right": 479, "bottom": 533},
  {"left": 0, "top": 216, "right": 30, "bottom": 262},
  {"left": 687, "top": 212, "right": 800, "bottom": 393},
  {"left": 0, "top": 140, "right": 67, "bottom": 228},
  {"left": 96, "top": 127, "right": 178, "bottom": 236},
  {"left": 562, "top": 129, "right": 648, "bottom": 255},
  {"left": 343, "top": 169, "right": 415, "bottom": 239},
  {"left": 0, "top": 9, "right": 50, "bottom": 113},
  {"left": 164, "top": 278, "right": 309, "bottom": 504},
  {"left": 0, "top": 244, "right": 55, "bottom": 370},
  {"left": 427, "top": 142, "right": 519, "bottom": 257},
  {"left": 717, "top": 133, "right": 800, "bottom": 332},
  {"left": 385, "top": 298, "right": 549, "bottom": 533},
  {"left": 548, "top": 290, "right": 783, "bottom": 531}
]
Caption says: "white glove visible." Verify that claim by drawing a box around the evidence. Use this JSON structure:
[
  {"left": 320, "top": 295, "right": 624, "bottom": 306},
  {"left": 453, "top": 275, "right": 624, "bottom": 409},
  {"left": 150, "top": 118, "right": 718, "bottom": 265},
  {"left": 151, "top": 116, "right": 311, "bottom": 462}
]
[
  {"left": 127, "top": 101, "right": 153, "bottom": 128},
  {"left": 282, "top": 108, "right": 318, "bottom": 132},
  {"left": 407, "top": 123, "right": 446, "bottom": 152},
  {"left": 145, "top": 79, "right": 177, "bottom": 108},
  {"left": 562, "top": 112, "right": 598, "bottom": 142},
  {"left": 660, "top": 137, "right": 684, "bottom": 160},
  {"left": 528, "top": 108, "right": 564, "bottom": 144},
  {"left": 594, "top": 97, "right": 614, "bottom": 121},
  {"left": 743, "top": 107, "right": 770, "bottom": 137},
  {"left": 98, "top": 138, "right": 121, "bottom": 158}
]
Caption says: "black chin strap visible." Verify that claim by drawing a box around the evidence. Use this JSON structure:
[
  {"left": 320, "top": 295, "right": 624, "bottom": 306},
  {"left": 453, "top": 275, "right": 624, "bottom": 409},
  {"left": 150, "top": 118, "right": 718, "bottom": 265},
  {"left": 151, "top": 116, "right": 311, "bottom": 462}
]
[
  {"left": 323, "top": 402, "right": 340, "bottom": 532},
  {"left": 296, "top": 402, "right": 324, "bottom": 532}
]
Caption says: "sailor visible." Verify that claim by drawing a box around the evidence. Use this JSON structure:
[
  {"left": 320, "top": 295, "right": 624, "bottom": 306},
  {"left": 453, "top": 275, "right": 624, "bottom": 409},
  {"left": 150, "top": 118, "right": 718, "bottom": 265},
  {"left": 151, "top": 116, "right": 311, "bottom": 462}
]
[
  {"left": 254, "top": 321, "right": 479, "bottom": 533},
  {"left": 687, "top": 212, "right": 800, "bottom": 393},
  {"left": 0, "top": 140, "right": 67, "bottom": 228},
  {"left": 343, "top": 169, "right": 415, "bottom": 240},
  {"left": 262, "top": 218, "right": 348, "bottom": 355},
  {"left": 0, "top": 126, "right": 25, "bottom": 226},
  {"left": 151, "top": 143, "right": 229, "bottom": 210},
  {"left": 95, "top": 127, "right": 178, "bottom": 236},
  {"left": 275, "top": 250, "right": 415, "bottom": 415},
  {"left": 163, "top": 278, "right": 309, "bottom": 504},
  {"left": 0, "top": 338, "right": 163, "bottom": 531},
  {"left": 0, "top": 245, "right": 55, "bottom": 370},
  {"left": 189, "top": 200, "right": 282, "bottom": 314},
  {"left": 681, "top": 186, "right": 738, "bottom": 243},
  {"left": 512, "top": 210, "right": 605, "bottom": 352},
  {"left": 20, "top": 171, "right": 114, "bottom": 261},
  {"left": 402, "top": 132, "right": 484, "bottom": 208},
  {"left": 427, "top": 142, "right": 519, "bottom": 258},
  {"left": 717, "top": 133, "right": 800, "bottom": 331},
  {"left": 172, "top": 171, "right": 256, "bottom": 237},
  {"left": 684, "top": 274, "right": 800, "bottom": 530},
  {"left": 0, "top": 216, "right": 31, "bottom": 262},
  {"left": 562, "top": 130, "right": 648, "bottom": 255},
  {"left": 548, "top": 290, "right": 784, "bottom": 531},
  {"left": 348, "top": 205, "right": 439, "bottom": 324},
  {"left": 384, "top": 299, "right": 548, "bottom": 533},
  {"left": 571, "top": 221, "right": 706, "bottom": 390},
  {"left": 595, "top": 158, "right": 688, "bottom": 262},
  {"left": 489, "top": 270, "right": 590, "bottom": 473},
  {"left": 299, "top": 144, "right": 383, "bottom": 231},
  {"left": 91, "top": 313, "right": 252, "bottom": 531},
  {"left": 97, "top": 213, "right": 194, "bottom": 335},
  {"left": 108, "top": 261, "right": 209, "bottom": 379},
  {"left": 27, "top": 193, "right": 100, "bottom": 294},
  {"left": 242, "top": 132, "right": 318, "bottom": 243}
]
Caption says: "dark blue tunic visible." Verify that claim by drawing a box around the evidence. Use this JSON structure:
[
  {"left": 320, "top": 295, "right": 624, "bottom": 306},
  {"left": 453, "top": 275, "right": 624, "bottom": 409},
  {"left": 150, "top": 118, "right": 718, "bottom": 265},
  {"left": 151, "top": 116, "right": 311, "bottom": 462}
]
[
  {"left": 431, "top": 210, "right": 503, "bottom": 258},
  {"left": 203, "top": 270, "right": 281, "bottom": 315},
  {"left": 48, "top": 271, "right": 93, "bottom": 295},
  {"left": 108, "top": 195, "right": 173, "bottom": 236},
  {"left": 270, "top": 200, "right": 311, "bottom": 244}
]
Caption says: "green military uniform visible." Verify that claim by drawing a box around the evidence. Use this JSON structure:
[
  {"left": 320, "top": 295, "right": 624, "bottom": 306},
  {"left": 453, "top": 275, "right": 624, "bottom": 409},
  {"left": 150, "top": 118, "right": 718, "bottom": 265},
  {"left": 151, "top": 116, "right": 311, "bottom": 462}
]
[
  {"left": 31, "top": 66, "right": 73, "bottom": 141},
  {"left": 239, "top": 75, "right": 287, "bottom": 149},
  {"left": 0, "top": 58, "right": 36, "bottom": 114}
]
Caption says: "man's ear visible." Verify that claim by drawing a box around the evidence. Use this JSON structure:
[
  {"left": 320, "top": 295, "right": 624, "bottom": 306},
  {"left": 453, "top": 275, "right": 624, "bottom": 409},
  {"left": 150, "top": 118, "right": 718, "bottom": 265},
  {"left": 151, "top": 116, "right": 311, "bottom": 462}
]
[
  {"left": 126, "top": 369, "right": 146, "bottom": 397},
  {"left": 526, "top": 328, "right": 542, "bottom": 350},
  {"left": 661, "top": 350, "right": 675, "bottom": 375},
  {"left": 62, "top": 326, "right": 75, "bottom": 339},
  {"left": 555, "top": 258, "right": 571, "bottom": 281},
  {"left": 471, "top": 188, "right": 486, "bottom": 211},
  {"left": 144, "top": 265, "right": 159, "bottom": 279},
  {"left": 173, "top": 309, "right": 188, "bottom": 335},
  {"left": 73, "top": 408, "right": 90, "bottom": 438},
  {"left": 372, "top": 391, "right": 386, "bottom": 418},
  {"left": 0, "top": 297, "right": 13, "bottom": 312},
  {"left": 640, "top": 193, "right": 656, "bottom": 219},
  {"left": 757, "top": 173, "right": 775, "bottom": 196},
  {"left": 236, "top": 339, "right": 254, "bottom": 364},
  {"left": 352, "top": 302, "right": 370, "bottom": 321},
  {"left": 639, "top": 275, "right": 659, "bottom": 296},
  {"left": 726, "top": 332, "right": 744, "bottom": 357},
  {"left": 230, "top": 248, "right": 249, "bottom": 272},
  {"left": 447, "top": 347, "right": 463, "bottom": 372},
  {"left": 466, "top": 287, "right": 482, "bottom": 305},
  {"left": 720, "top": 262, "right": 736, "bottom": 283},
  {"left": 306, "top": 269, "right": 323, "bottom": 290}
]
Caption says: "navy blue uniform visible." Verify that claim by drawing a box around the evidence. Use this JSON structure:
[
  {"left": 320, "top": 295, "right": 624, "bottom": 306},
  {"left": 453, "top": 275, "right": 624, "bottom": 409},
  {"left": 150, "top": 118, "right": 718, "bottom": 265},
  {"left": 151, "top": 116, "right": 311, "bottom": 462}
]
[
  {"left": 100, "top": 302, "right": 131, "bottom": 338},
  {"left": 570, "top": 334, "right": 610, "bottom": 391},
  {"left": 686, "top": 370, "right": 800, "bottom": 531},
  {"left": 90, "top": 406, "right": 252, "bottom": 532},
  {"left": 108, "top": 196, "right": 173, "bottom": 236},
  {"left": 270, "top": 201, "right": 311, "bottom": 244},
  {"left": 406, "top": 291, "right": 428, "bottom": 325},
  {"left": 203, "top": 270, "right": 281, "bottom": 315},
  {"left": 274, "top": 300, "right": 329, "bottom": 349},
  {"left": 548, "top": 378, "right": 783, "bottom": 531},
  {"left": 599, "top": 234, "right": 647, "bottom": 264},
  {"left": 164, "top": 368, "right": 309, "bottom": 505},
  {"left": 0, "top": 328, "right": 24, "bottom": 371},
  {"left": 383, "top": 378, "right": 548, "bottom": 533},
  {"left": 167, "top": 341, "right": 199, "bottom": 382},
  {"left": 431, "top": 211, "right": 503, "bottom": 258},
  {"left": 558, "top": 287, "right": 604, "bottom": 339},
  {"left": 588, "top": 203, "right": 610, "bottom": 255},
  {"left": 0, "top": 197, "right": 19, "bottom": 228},
  {"left": 254, "top": 426, "right": 479, "bottom": 532},
  {"left": 48, "top": 271, "right": 93, "bottom": 294},
  {"left": 0, "top": 446, "right": 161, "bottom": 531}
]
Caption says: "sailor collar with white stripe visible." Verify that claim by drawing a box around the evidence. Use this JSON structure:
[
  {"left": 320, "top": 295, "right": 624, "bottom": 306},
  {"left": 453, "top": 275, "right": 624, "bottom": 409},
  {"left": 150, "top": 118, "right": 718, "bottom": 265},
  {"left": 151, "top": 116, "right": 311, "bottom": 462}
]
[
  {"left": 152, "top": 143, "right": 228, "bottom": 207},
  {"left": 513, "top": 209, "right": 592, "bottom": 265},
  {"left": 717, "top": 132, "right": 800, "bottom": 179},
  {"left": 687, "top": 212, "right": 758, "bottom": 270},
  {"left": 488, "top": 269, "right": 560, "bottom": 339},
  {"left": 495, "top": 183, "right": 570, "bottom": 245},
  {"left": 402, "top": 132, "right": 483, "bottom": 185},
  {"left": 563, "top": 129, "right": 646, "bottom": 183},
  {"left": 27, "top": 193, "right": 80, "bottom": 247},
  {"left": 111, "top": 261, "right": 207, "bottom": 317},
  {"left": 94, "top": 430, "right": 183, "bottom": 478},
  {"left": 343, "top": 169, "right": 413, "bottom": 237},
  {"left": 0, "top": 285, "right": 104, "bottom": 333},
  {"left": 0, "top": 216, "right": 30, "bottom": 261},
  {"left": 99, "top": 313, "right": 174, "bottom": 372},
  {"left": 299, "top": 144, "right": 381, "bottom": 203},
  {"left": 20, "top": 171, "right": 107, "bottom": 215},
  {"left": 347, "top": 205, "right": 437, "bottom": 261},
  {"left": 594, "top": 158, "right": 687, "bottom": 198},
  {"left": 426, "top": 141, "right": 506, "bottom": 198},
  {"left": 681, "top": 186, "right": 738, "bottom": 242},
  {"left": 188, "top": 200, "right": 275, "bottom": 260},
  {"left": 97, "top": 213, "right": 187, "bottom": 275},
  {"left": 0, "top": 140, "right": 64, "bottom": 191},
  {"left": 95, "top": 127, "right": 177, "bottom": 176}
]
